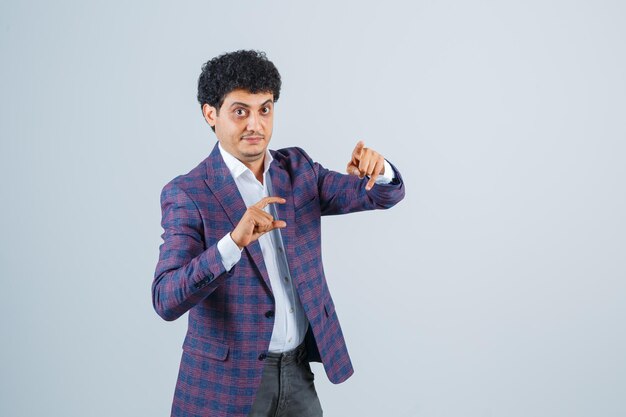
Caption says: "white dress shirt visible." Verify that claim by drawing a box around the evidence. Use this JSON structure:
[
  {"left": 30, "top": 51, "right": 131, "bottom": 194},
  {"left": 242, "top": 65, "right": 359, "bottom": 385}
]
[{"left": 216, "top": 143, "right": 394, "bottom": 352}]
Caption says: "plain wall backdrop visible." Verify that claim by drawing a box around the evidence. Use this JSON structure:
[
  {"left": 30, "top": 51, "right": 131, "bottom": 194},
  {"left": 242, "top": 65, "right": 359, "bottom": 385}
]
[{"left": 1, "top": 1, "right": 625, "bottom": 416}]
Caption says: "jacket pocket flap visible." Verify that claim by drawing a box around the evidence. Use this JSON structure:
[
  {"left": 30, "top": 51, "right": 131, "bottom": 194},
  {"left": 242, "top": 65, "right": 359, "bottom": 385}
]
[{"left": 183, "top": 334, "right": 229, "bottom": 361}]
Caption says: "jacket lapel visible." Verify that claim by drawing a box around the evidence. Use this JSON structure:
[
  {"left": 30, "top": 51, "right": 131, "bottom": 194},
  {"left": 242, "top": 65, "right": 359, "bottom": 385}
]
[
  {"left": 203, "top": 144, "right": 272, "bottom": 293},
  {"left": 269, "top": 154, "right": 298, "bottom": 285}
]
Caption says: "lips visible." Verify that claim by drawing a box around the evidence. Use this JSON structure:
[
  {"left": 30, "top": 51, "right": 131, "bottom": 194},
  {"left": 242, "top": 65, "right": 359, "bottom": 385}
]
[{"left": 242, "top": 136, "right": 263, "bottom": 144}]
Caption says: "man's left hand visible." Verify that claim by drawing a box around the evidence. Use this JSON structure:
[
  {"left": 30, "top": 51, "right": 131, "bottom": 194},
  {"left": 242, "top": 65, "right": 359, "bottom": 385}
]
[{"left": 346, "top": 140, "right": 385, "bottom": 191}]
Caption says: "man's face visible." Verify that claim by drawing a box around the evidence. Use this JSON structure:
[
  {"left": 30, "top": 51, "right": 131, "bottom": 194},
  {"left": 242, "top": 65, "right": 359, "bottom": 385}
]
[{"left": 203, "top": 89, "right": 274, "bottom": 166}]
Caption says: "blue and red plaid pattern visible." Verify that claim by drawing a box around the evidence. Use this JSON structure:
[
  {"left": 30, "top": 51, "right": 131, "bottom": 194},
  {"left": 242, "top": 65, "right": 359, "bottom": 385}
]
[{"left": 153, "top": 143, "right": 405, "bottom": 417}]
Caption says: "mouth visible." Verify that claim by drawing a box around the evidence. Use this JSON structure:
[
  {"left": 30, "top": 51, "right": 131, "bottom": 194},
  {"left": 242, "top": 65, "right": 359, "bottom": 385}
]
[{"left": 241, "top": 136, "right": 264, "bottom": 144}]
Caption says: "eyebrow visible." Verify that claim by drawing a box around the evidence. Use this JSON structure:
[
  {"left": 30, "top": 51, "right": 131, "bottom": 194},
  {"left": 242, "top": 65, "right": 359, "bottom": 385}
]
[{"left": 228, "top": 99, "right": 273, "bottom": 109}]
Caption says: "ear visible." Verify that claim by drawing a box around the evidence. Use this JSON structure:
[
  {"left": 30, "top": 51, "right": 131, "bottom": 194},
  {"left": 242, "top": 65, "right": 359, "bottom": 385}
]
[{"left": 202, "top": 103, "right": 218, "bottom": 127}]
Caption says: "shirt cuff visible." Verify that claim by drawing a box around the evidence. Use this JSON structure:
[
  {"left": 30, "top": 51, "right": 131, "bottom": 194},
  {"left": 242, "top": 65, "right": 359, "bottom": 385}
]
[
  {"left": 217, "top": 233, "right": 242, "bottom": 271},
  {"left": 374, "top": 159, "right": 396, "bottom": 184}
]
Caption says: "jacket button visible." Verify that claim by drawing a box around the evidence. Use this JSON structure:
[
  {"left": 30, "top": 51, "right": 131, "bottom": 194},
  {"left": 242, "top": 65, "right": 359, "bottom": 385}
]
[
  {"left": 258, "top": 353, "right": 267, "bottom": 361},
  {"left": 264, "top": 310, "right": 274, "bottom": 318}
]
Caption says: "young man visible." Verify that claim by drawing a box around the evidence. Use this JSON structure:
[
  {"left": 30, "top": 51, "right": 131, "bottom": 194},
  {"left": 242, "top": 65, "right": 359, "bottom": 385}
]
[{"left": 153, "top": 50, "right": 405, "bottom": 417}]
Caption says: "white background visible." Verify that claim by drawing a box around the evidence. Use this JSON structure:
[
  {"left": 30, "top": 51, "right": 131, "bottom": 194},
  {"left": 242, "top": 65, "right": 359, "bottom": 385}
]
[{"left": 1, "top": 1, "right": 625, "bottom": 416}]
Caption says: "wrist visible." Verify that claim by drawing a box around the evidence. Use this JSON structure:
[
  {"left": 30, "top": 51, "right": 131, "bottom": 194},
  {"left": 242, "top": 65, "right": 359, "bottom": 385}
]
[{"left": 230, "top": 232, "right": 244, "bottom": 250}]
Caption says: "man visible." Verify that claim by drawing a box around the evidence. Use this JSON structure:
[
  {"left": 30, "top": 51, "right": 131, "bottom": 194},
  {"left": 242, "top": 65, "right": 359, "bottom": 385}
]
[{"left": 153, "top": 50, "right": 405, "bottom": 417}]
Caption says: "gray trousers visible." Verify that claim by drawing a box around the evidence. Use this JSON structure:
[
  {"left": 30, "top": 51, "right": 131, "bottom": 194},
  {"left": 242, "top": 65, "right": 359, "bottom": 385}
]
[{"left": 247, "top": 344, "right": 323, "bottom": 417}]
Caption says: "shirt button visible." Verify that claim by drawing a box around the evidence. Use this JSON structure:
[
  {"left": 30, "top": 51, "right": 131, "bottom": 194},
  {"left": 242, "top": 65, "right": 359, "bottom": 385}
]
[
  {"left": 289, "top": 308, "right": 294, "bottom": 313},
  {"left": 288, "top": 337, "right": 292, "bottom": 343},
  {"left": 265, "top": 310, "right": 275, "bottom": 318},
  {"left": 258, "top": 353, "right": 267, "bottom": 361},
  {"left": 284, "top": 276, "right": 289, "bottom": 282},
  {"left": 278, "top": 247, "right": 283, "bottom": 252}
]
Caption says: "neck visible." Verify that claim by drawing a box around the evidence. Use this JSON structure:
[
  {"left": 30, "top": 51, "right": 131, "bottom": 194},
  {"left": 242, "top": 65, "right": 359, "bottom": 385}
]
[{"left": 243, "top": 158, "right": 265, "bottom": 184}]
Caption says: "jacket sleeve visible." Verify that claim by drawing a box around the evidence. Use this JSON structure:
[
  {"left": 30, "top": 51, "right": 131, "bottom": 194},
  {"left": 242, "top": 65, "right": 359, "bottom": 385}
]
[
  {"left": 152, "top": 181, "right": 232, "bottom": 321},
  {"left": 294, "top": 147, "right": 405, "bottom": 216}
]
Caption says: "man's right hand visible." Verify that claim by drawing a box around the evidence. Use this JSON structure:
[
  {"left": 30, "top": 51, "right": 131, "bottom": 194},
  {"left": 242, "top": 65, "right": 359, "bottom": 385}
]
[{"left": 230, "top": 196, "right": 287, "bottom": 249}]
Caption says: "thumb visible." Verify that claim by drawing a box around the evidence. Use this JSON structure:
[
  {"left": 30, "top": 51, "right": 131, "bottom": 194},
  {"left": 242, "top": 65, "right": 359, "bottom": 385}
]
[{"left": 346, "top": 161, "right": 361, "bottom": 176}]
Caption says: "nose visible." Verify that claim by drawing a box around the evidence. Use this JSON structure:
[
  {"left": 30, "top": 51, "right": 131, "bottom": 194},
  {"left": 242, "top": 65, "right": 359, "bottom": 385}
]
[{"left": 247, "top": 111, "right": 262, "bottom": 132}]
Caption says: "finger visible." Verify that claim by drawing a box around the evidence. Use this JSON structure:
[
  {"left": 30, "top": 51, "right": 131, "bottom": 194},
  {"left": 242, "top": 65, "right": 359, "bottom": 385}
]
[
  {"left": 352, "top": 140, "right": 365, "bottom": 160},
  {"left": 364, "top": 154, "right": 378, "bottom": 176},
  {"left": 346, "top": 162, "right": 360, "bottom": 176},
  {"left": 358, "top": 149, "right": 374, "bottom": 173},
  {"left": 272, "top": 220, "right": 287, "bottom": 229},
  {"left": 368, "top": 158, "right": 383, "bottom": 181},
  {"left": 374, "top": 158, "right": 385, "bottom": 177},
  {"left": 358, "top": 160, "right": 374, "bottom": 179},
  {"left": 251, "top": 208, "right": 283, "bottom": 228},
  {"left": 253, "top": 217, "right": 275, "bottom": 233},
  {"left": 253, "top": 196, "right": 286, "bottom": 209},
  {"left": 247, "top": 205, "right": 273, "bottom": 218},
  {"left": 253, "top": 219, "right": 287, "bottom": 238},
  {"left": 366, "top": 159, "right": 384, "bottom": 190},
  {"left": 243, "top": 211, "right": 274, "bottom": 239}
]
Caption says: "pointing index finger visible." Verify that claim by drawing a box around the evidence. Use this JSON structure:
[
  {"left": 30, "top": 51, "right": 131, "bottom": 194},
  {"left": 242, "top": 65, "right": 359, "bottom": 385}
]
[{"left": 352, "top": 140, "right": 365, "bottom": 160}]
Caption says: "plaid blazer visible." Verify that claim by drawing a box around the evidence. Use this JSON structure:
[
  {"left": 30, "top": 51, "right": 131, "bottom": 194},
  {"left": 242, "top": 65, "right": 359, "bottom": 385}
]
[{"left": 153, "top": 143, "right": 405, "bottom": 417}]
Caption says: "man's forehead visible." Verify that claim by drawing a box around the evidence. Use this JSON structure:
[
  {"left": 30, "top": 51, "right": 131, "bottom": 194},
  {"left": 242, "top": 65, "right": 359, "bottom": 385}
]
[{"left": 223, "top": 89, "right": 274, "bottom": 106}]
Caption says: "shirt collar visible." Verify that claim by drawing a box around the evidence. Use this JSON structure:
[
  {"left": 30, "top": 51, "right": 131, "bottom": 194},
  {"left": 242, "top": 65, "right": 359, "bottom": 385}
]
[{"left": 218, "top": 142, "right": 274, "bottom": 180}]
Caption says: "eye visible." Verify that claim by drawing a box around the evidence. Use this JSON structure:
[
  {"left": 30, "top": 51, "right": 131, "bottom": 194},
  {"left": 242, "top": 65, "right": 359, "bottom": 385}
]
[
  {"left": 261, "top": 106, "right": 271, "bottom": 115},
  {"left": 234, "top": 108, "right": 247, "bottom": 117}
]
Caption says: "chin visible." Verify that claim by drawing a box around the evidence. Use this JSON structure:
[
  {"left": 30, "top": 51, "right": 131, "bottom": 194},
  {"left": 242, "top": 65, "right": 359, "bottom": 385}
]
[{"left": 240, "top": 149, "right": 266, "bottom": 160}]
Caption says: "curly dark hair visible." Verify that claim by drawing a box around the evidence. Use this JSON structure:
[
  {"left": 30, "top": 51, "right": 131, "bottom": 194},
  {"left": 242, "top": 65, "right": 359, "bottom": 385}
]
[{"left": 197, "top": 50, "right": 282, "bottom": 115}]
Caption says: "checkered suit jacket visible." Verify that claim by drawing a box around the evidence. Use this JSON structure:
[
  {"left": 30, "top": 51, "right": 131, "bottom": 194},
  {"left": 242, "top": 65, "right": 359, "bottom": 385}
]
[{"left": 153, "top": 143, "right": 405, "bottom": 417}]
